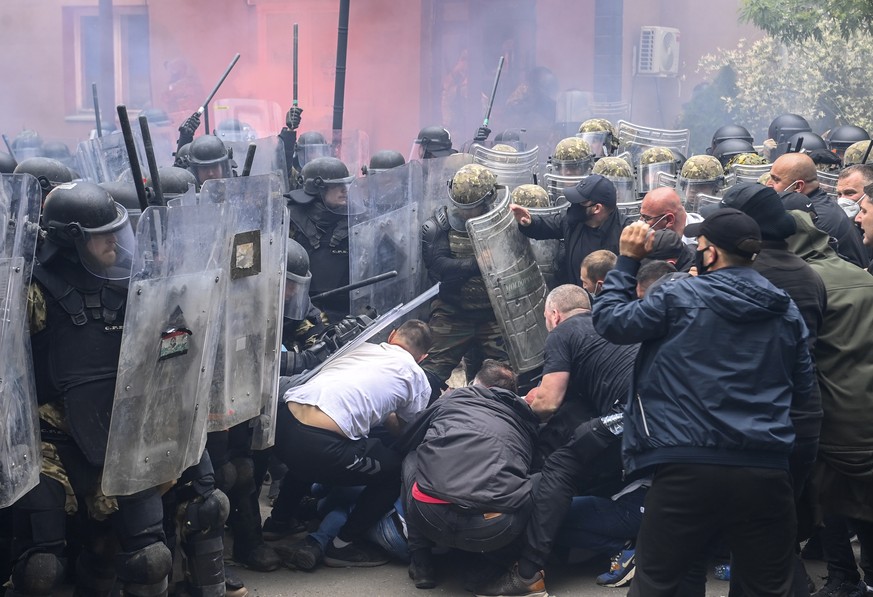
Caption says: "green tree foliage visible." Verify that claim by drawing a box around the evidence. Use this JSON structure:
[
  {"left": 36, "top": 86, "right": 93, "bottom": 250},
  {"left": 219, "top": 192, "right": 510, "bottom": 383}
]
[{"left": 741, "top": 0, "right": 873, "bottom": 44}]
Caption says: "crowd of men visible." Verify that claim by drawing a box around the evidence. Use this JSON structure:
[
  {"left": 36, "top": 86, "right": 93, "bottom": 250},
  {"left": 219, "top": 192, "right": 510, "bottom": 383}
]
[{"left": 1, "top": 98, "right": 873, "bottom": 597}]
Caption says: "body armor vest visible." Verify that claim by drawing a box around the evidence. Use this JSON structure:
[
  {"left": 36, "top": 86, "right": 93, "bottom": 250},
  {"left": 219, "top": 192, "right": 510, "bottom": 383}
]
[{"left": 447, "top": 229, "right": 491, "bottom": 310}]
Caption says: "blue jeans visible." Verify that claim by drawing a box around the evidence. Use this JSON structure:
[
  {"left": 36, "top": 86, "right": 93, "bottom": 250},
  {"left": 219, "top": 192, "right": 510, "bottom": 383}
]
[{"left": 555, "top": 486, "right": 647, "bottom": 556}]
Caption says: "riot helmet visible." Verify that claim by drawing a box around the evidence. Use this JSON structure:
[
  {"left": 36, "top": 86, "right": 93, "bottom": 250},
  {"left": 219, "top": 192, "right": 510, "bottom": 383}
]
[
  {"left": 174, "top": 142, "right": 192, "bottom": 169},
  {"left": 187, "top": 135, "right": 232, "bottom": 185},
  {"left": 825, "top": 125, "right": 870, "bottom": 157},
  {"left": 0, "top": 152, "right": 16, "bottom": 174},
  {"left": 678, "top": 155, "right": 725, "bottom": 211},
  {"left": 41, "top": 142, "right": 73, "bottom": 162},
  {"left": 843, "top": 140, "right": 873, "bottom": 166},
  {"left": 768, "top": 114, "right": 811, "bottom": 144},
  {"left": 551, "top": 137, "right": 593, "bottom": 176},
  {"left": 99, "top": 181, "right": 142, "bottom": 229},
  {"left": 712, "top": 139, "right": 757, "bottom": 167},
  {"left": 448, "top": 163, "right": 497, "bottom": 210},
  {"left": 410, "top": 126, "right": 455, "bottom": 160},
  {"left": 295, "top": 131, "right": 331, "bottom": 169},
  {"left": 510, "top": 184, "right": 550, "bottom": 208},
  {"left": 42, "top": 181, "right": 136, "bottom": 280},
  {"left": 11, "top": 130, "right": 44, "bottom": 160},
  {"left": 786, "top": 131, "right": 827, "bottom": 153},
  {"left": 592, "top": 156, "right": 636, "bottom": 204},
  {"left": 151, "top": 166, "right": 197, "bottom": 200},
  {"left": 493, "top": 129, "right": 526, "bottom": 151},
  {"left": 13, "top": 157, "right": 74, "bottom": 200},
  {"left": 215, "top": 118, "right": 257, "bottom": 143},
  {"left": 492, "top": 144, "right": 518, "bottom": 153},
  {"left": 637, "top": 146, "right": 678, "bottom": 194},
  {"left": 363, "top": 150, "right": 405, "bottom": 175},
  {"left": 709, "top": 124, "right": 753, "bottom": 153},
  {"left": 577, "top": 118, "right": 619, "bottom": 156},
  {"left": 296, "top": 157, "right": 356, "bottom": 214},
  {"left": 283, "top": 238, "right": 312, "bottom": 321}
]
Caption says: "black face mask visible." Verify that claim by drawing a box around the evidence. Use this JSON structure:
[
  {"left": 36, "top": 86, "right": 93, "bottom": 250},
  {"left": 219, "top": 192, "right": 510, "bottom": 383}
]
[{"left": 694, "top": 246, "right": 713, "bottom": 275}]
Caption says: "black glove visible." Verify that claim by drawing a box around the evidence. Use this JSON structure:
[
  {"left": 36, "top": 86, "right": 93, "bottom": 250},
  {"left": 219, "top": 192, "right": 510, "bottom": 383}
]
[
  {"left": 319, "top": 316, "right": 364, "bottom": 352},
  {"left": 177, "top": 111, "right": 201, "bottom": 147},
  {"left": 473, "top": 125, "right": 491, "bottom": 143},
  {"left": 807, "top": 148, "right": 841, "bottom": 167},
  {"left": 286, "top": 106, "right": 303, "bottom": 131}
]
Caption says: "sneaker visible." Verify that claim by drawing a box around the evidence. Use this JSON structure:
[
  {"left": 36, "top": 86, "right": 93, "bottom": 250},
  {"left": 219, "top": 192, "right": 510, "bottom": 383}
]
[
  {"left": 811, "top": 575, "right": 866, "bottom": 597},
  {"left": 262, "top": 516, "right": 304, "bottom": 541},
  {"left": 408, "top": 549, "right": 437, "bottom": 589},
  {"left": 596, "top": 548, "right": 636, "bottom": 588},
  {"left": 473, "top": 563, "right": 548, "bottom": 597},
  {"left": 275, "top": 536, "right": 324, "bottom": 571},
  {"left": 324, "top": 540, "right": 390, "bottom": 568}
]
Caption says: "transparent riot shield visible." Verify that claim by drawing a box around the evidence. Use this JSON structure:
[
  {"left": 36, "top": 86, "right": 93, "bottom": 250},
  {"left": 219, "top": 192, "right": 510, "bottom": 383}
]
[
  {"left": 289, "top": 284, "right": 440, "bottom": 388},
  {"left": 223, "top": 137, "right": 290, "bottom": 193},
  {"left": 466, "top": 188, "right": 548, "bottom": 373},
  {"left": 526, "top": 201, "right": 568, "bottom": 289},
  {"left": 678, "top": 178, "right": 723, "bottom": 214},
  {"left": 102, "top": 202, "right": 228, "bottom": 496},
  {"left": 76, "top": 131, "right": 148, "bottom": 183},
  {"left": 728, "top": 163, "right": 771, "bottom": 186},
  {"left": 543, "top": 172, "right": 585, "bottom": 205},
  {"left": 616, "top": 120, "right": 690, "bottom": 167},
  {"left": 348, "top": 161, "right": 424, "bottom": 316},
  {"left": 617, "top": 198, "right": 644, "bottom": 218},
  {"left": 692, "top": 193, "right": 724, "bottom": 215},
  {"left": 212, "top": 98, "right": 285, "bottom": 140},
  {"left": 817, "top": 170, "right": 839, "bottom": 198},
  {"left": 134, "top": 119, "right": 177, "bottom": 169},
  {"left": 471, "top": 145, "right": 540, "bottom": 191},
  {"left": 418, "top": 153, "right": 476, "bottom": 234},
  {"left": 200, "top": 174, "right": 287, "bottom": 434},
  {"left": 0, "top": 174, "right": 42, "bottom": 507}
]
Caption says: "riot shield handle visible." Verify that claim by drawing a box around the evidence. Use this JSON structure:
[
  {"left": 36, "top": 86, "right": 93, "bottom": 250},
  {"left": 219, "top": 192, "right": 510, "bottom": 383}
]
[
  {"left": 293, "top": 23, "right": 299, "bottom": 107},
  {"left": 138, "top": 115, "right": 164, "bottom": 206},
  {"left": 241, "top": 143, "right": 257, "bottom": 177},
  {"left": 483, "top": 55, "right": 505, "bottom": 127},
  {"left": 198, "top": 53, "right": 242, "bottom": 116},
  {"left": 117, "top": 105, "right": 150, "bottom": 212},
  {"left": 310, "top": 270, "right": 398, "bottom": 302},
  {"left": 1, "top": 134, "right": 17, "bottom": 166},
  {"left": 92, "top": 82, "right": 103, "bottom": 138}
]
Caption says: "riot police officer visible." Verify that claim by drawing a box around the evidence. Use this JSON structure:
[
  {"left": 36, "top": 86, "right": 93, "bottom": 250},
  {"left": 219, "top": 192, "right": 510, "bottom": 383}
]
[
  {"left": 286, "top": 156, "right": 356, "bottom": 323},
  {"left": 187, "top": 135, "right": 233, "bottom": 187},
  {"left": 410, "top": 126, "right": 457, "bottom": 161},
  {"left": 419, "top": 163, "right": 509, "bottom": 400},
  {"left": 11, "top": 182, "right": 172, "bottom": 597}
]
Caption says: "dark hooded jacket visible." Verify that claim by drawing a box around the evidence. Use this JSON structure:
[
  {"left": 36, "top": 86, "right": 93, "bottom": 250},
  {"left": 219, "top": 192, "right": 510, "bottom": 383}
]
[
  {"left": 786, "top": 211, "right": 873, "bottom": 520},
  {"left": 396, "top": 385, "right": 540, "bottom": 512},
  {"left": 783, "top": 188, "right": 868, "bottom": 268},
  {"left": 592, "top": 256, "right": 816, "bottom": 477}
]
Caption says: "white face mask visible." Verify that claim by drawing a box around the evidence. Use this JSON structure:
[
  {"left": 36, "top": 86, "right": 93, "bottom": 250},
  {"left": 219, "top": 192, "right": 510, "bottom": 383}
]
[
  {"left": 839, "top": 194, "right": 864, "bottom": 218},
  {"left": 781, "top": 180, "right": 801, "bottom": 195}
]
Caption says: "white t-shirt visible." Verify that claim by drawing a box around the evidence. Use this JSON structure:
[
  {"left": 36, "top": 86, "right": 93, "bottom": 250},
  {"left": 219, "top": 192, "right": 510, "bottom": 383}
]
[{"left": 283, "top": 342, "right": 430, "bottom": 440}]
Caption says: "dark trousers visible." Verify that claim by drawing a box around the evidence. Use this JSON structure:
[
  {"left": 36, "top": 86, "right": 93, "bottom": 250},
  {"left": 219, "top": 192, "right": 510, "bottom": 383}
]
[
  {"left": 401, "top": 454, "right": 532, "bottom": 554},
  {"left": 629, "top": 463, "right": 796, "bottom": 597},
  {"left": 273, "top": 402, "right": 402, "bottom": 541},
  {"left": 821, "top": 514, "right": 873, "bottom": 583}
]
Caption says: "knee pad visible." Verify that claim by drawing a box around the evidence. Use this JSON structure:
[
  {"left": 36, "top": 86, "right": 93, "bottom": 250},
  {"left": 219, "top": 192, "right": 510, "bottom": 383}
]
[
  {"left": 182, "top": 490, "right": 230, "bottom": 536},
  {"left": 11, "top": 551, "right": 65, "bottom": 595},
  {"left": 116, "top": 542, "right": 172, "bottom": 595}
]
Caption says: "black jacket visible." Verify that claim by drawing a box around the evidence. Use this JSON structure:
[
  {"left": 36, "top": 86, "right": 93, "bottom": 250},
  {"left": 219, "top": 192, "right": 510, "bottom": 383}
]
[{"left": 397, "top": 385, "right": 540, "bottom": 512}]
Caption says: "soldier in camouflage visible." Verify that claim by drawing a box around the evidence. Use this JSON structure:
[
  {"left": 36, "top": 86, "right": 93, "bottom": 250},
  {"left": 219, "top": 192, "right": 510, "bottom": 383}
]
[
  {"left": 419, "top": 164, "right": 509, "bottom": 401},
  {"left": 637, "top": 146, "right": 679, "bottom": 197},
  {"left": 843, "top": 140, "right": 873, "bottom": 166},
  {"left": 677, "top": 154, "right": 725, "bottom": 212},
  {"left": 578, "top": 118, "right": 619, "bottom": 157},
  {"left": 593, "top": 156, "right": 636, "bottom": 204},
  {"left": 550, "top": 137, "right": 593, "bottom": 177},
  {"left": 492, "top": 143, "right": 519, "bottom": 154},
  {"left": 511, "top": 184, "right": 551, "bottom": 208}
]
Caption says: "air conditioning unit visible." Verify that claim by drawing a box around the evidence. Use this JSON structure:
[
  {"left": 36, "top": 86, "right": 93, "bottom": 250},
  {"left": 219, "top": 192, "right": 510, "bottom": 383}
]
[{"left": 638, "top": 26, "right": 680, "bottom": 76}]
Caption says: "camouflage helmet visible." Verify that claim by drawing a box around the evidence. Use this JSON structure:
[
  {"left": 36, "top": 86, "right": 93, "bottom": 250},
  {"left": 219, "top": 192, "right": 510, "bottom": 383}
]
[
  {"left": 592, "top": 156, "right": 633, "bottom": 179},
  {"left": 578, "top": 118, "right": 619, "bottom": 151},
  {"left": 725, "top": 152, "right": 768, "bottom": 172},
  {"left": 491, "top": 143, "right": 518, "bottom": 153},
  {"left": 449, "top": 164, "right": 497, "bottom": 209},
  {"left": 510, "top": 184, "right": 550, "bottom": 208},
  {"left": 554, "top": 137, "right": 592, "bottom": 162},
  {"left": 843, "top": 140, "right": 873, "bottom": 165},
  {"left": 680, "top": 155, "right": 724, "bottom": 181},
  {"left": 639, "top": 146, "right": 675, "bottom": 166}
]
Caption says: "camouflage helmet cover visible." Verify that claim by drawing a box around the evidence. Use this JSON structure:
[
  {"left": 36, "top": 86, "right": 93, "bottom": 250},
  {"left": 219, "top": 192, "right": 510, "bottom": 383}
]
[
  {"left": 680, "top": 155, "right": 724, "bottom": 180},
  {"left": 553, "top": 137, "right": 592, "bottom": 162},
  {"left": 843, "top": 140, "right": 873, "bottom": 165},
  {"left": 592, "top": 156, "right": 633, "bottom": 178},
  {"left": 510, "top": 183, "right": 550, "bottom": 208},
  {"left": 578, "top": 118, "right": 619, "bottom": 150},
  {"left": 449, "top": 163, "right": 497, "bottom": 208},
  {"left": 639, "top": 146, "right": 676, "bottom": 166},
  {"left": 725, "top": 152, "right": 768, "bottom": 172},
  {"left": 491, "top": 143, "right": 519, "bottom": 153}
]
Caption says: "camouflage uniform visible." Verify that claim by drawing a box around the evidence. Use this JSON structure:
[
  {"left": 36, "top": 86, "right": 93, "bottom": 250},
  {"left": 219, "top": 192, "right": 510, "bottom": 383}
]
[
  {"left": 844, "top": 140, "right": 873, "bottom": 166},
  {"left": 420, "top": 164, "right": 508, "bottom": 398}
]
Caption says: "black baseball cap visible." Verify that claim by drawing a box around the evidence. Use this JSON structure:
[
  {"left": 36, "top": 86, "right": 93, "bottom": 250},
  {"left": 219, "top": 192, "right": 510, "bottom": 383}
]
[
  {"left": 684, "top": 207, "right": 762, "bottom": 259},
  {"left": 564, "top": 174, "right": 617, "bottom": 207}
]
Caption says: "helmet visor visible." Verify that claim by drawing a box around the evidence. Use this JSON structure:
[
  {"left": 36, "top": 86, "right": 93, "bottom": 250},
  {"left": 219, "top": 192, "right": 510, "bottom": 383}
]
[
  {"left": 320, "top": 175, "right": 361, "bottom": 215},
  {"left": 577, "top": 131, "right": 608, "bottom": 156},
  {"left": 678, "top": 178, "right": 721, "bottom": 212},
  {"left": 283, "top": 270, "right": 312, "bottom": 321},
  {"left": 551, "top": 157, "right": 592, "bottom": 177},
  {"left": 637, "top": 162, "right": 676, "bottom": 194},
  {"left": 297, "top": 143, "right": 332, "bottom": 169},
  {"left": 73, "top": 205, "right": 136, "bottom": 280}
]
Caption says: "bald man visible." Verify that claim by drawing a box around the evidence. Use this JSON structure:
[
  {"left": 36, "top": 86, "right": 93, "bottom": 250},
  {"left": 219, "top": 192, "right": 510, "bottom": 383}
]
[
  {"left": 768, "top": 153, "right": 868, "bottom": 267},
  {"left": 639, "top": 187, "right": 688, "bottom": 237}
]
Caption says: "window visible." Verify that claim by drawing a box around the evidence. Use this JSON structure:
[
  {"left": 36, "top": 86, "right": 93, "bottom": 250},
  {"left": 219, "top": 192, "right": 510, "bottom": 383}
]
[{"left": 65, "top": 6, "right": 152, "bottom": 115}]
